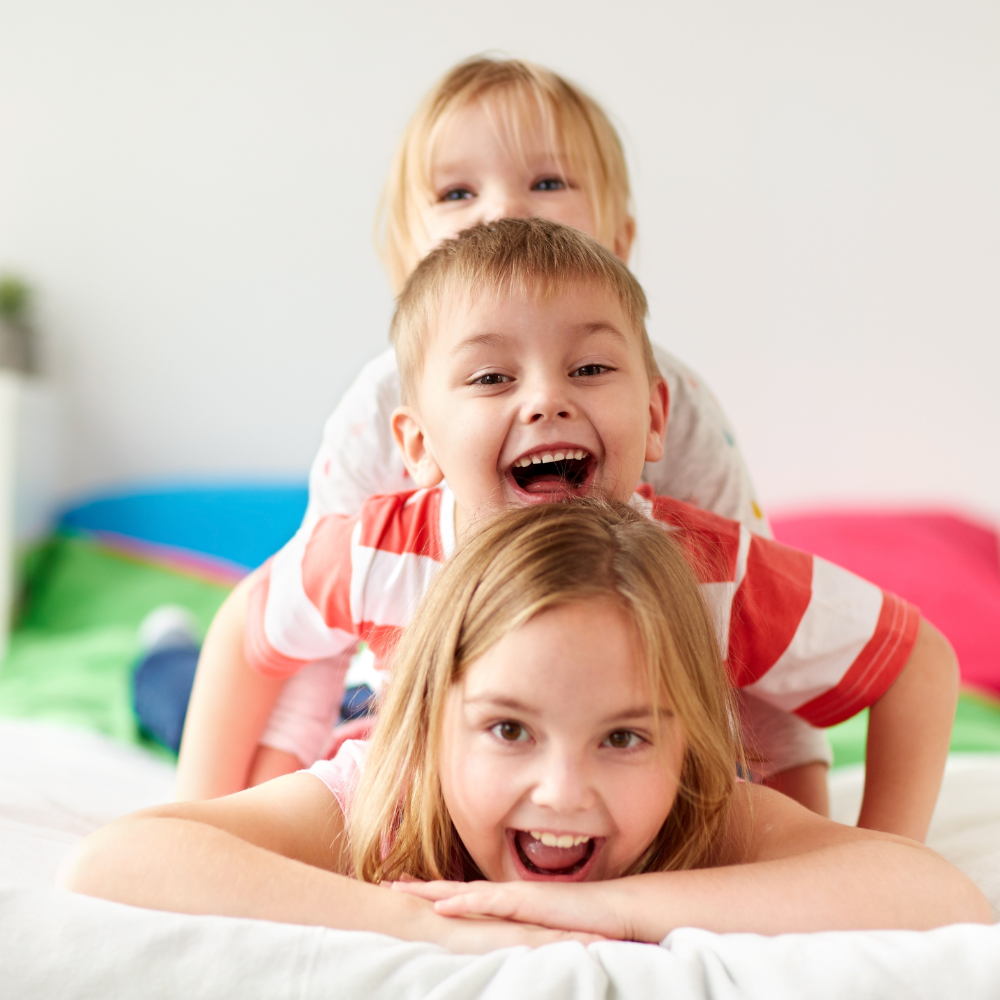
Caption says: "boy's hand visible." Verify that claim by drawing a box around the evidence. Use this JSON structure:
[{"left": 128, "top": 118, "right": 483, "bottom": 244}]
[{"left": 393, "top": 878, "right": 633, "bottom": 941}]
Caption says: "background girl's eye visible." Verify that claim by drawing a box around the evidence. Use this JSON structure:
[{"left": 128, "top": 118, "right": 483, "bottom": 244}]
[
  {"left": 605, "top": 730, "right": 640, "bottom": 749},
  {"left": 440, "top": 187, "right": 473, "bottom": 202},
  {"left": 532, "top": 176, "right": 566, "bottom": 191},
  {"left": 473, "top": 372, "right": 510, "bottom": 386},
  {"left": 493, "top": 721, "right": 527, "bottom": 742},
  {"left": 573, "top": 364, "right": 610, "bottom": 377}
]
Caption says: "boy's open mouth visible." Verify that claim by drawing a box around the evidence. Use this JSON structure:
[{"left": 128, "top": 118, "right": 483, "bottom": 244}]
[
  {"left": 507, "top": 828, "right": 601, "bottom": 882},
  {"left": 507, "top": 447, "right": 594, "bottom": 499}
]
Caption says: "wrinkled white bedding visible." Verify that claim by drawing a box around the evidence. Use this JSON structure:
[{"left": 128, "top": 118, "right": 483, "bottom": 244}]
[{"left": 1, "top": 719, "right": 998, "bottom": 999}]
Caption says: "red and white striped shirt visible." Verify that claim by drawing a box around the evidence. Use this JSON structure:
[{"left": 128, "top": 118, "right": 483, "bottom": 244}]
[{"left": 246, "top": 484, "right": 919, "bottom": 728}]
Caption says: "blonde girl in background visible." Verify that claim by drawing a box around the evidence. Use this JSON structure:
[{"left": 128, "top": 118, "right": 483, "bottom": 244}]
[
  {"left": 66, "top": 501, "right": 990, "bottom": 951},
  {"left": 176, "top": 56, "right": 833, "bottom": 809}
]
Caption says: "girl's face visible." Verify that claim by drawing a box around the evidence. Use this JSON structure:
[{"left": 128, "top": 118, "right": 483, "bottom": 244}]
[
  {"left": 438, "top": 598, "right": 685, "bottom": 882},
  {"left": 416, "top": 100, "right": 631, "bottom": 262}
]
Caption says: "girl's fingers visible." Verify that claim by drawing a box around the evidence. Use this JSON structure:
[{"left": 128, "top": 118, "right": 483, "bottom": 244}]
[
  {"left": 391, "top": 879, "right": 481, "bottom": 900},
  {"left": 434, "top": 890, "right": 520, "bottom": 921}
]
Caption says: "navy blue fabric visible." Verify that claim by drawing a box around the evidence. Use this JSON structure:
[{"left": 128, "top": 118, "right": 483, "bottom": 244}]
[
  {"left": 60, "top": 484, "right": 308, "bottom": 570},
  {"left": 340, "top": 684, "right": 376, "bottom": 722},
  {"left": 132, "top": 646, "right": 200, "bottom": 753},
  {"left": 132, "top": 653, "right": 375, "bottom": 753}
]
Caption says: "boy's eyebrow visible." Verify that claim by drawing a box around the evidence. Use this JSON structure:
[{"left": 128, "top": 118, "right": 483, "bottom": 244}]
[
  {"left": 575, "top": 322, "right": 631, "bottom": 348},
  {"left": 449, "top": 322, "right": 632, "bottom": 357}
]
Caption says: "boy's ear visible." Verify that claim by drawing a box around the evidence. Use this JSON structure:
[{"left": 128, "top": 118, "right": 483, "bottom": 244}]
[
  {"left": 613, "top": 216, "right": 636, "bottom": 263},
  {"left": 644, "top": 377, "right": 670, "bottom": 464},
  {"left": 391, "top": 406, "right": 445, "bottom": 488}
]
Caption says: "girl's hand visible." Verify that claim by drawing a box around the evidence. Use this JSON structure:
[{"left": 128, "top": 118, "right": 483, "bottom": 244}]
[
  {"left": 393, "top": 879, "right": 636, "bottom": 942},
  {"left": 428, "top": 908, "right": 605, "bottom": 953}
]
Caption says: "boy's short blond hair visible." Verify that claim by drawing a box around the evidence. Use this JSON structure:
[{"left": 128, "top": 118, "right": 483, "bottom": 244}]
[
  {"left": 390, "top": 217, "right": 657, "bottom": 404},
  {"left": 378, "top": 56, "right": 633, "bottom": 292}
]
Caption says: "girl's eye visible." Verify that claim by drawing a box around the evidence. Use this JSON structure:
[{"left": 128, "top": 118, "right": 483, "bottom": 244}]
[
  {"left": 492, "top": 721, "right": 529, "bottom": 742},
  {"left": 439, "top": 187, "right": 474, "bottom": 203},
  {"left": 472, "top": 372, "right": 511, "bottom": 386},
  {"left": 572, "top": 364, "right": 612, "bottom": 378},
  {"left": 531, "top": 176, "right": 567, "bottom": 192},
  {"left": 604, "top": 730, "right": 642, "bottom": 750}
]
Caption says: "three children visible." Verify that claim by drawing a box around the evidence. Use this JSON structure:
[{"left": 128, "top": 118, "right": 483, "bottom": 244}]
[
  {"left": 176, "top": 56, "right": 834, "bottom": 810},
  {"left": 61, "top": 56, "right": 986, "bottom": 945}
]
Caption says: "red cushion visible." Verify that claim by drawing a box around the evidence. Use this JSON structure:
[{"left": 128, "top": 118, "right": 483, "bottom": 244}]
[{"left": 771, "top": 511, "right": 1000, "bottom": 698}]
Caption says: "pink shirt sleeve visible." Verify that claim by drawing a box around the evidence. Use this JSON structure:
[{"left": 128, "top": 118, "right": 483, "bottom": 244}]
[{"left": 306, "top": 739, "right": 369, "bottom": 817}]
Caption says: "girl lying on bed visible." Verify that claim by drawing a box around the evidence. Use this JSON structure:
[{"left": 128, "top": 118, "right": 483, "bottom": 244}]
[{"left": 62, "top": 501, "right": 990, "bottom": 952}]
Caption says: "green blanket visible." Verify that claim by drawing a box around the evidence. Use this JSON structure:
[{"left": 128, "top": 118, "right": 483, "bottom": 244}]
[
  {"left": 2, "top": 532, "right": 999, "bottom": 766},
  {"left": 0, "top": 533, "right": 229, "bottom": 751}
]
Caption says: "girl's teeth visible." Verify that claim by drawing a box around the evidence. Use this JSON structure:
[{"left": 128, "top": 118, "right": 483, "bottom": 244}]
[
  {"left": 528, "top": 830, "right": 591, "bottom": 848},
  {"left": 553, "top": 451, "right": 565, "bottom": 462},
  {"left": 541, "top": 453, "right": 554, "bottom": 464},
  {"left": 531, "top": 455, "right": 542, "bottom": 465}
]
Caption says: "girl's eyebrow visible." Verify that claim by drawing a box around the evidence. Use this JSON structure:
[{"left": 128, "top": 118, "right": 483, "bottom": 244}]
[
  {"left": 464, "top": 693, "right": 659, "bottom": 724},
  {"left": 464, "top": 693, "right": 534, "bottom": 712}
]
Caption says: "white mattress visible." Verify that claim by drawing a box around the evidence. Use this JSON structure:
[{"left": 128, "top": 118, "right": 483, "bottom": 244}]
[{"left": 1, "top": 718, "right": 998, "bottom": 999}]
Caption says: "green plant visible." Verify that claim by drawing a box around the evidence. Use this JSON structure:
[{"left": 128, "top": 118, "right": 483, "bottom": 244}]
[{"left": 0, "top": 275, "right": 32, "bottom": 327}]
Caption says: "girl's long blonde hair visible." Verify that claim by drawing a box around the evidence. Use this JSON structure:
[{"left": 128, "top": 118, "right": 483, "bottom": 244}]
[
  {"left": 348, "top": 499, "right": 743, "bottom": 883},
  {"left": 378, "top": 56, "right": 633, "bottom": 292}
]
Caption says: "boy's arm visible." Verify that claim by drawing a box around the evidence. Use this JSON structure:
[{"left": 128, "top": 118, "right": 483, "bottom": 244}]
[
  {"left": 175, "top": 572, "right": 288, "bottom": 800},
  {"left": 398, "top": 783, "right": 990, "bottom": 940},
  {"left": 858, "top": 618, "right": 958, "bottom": 841}
]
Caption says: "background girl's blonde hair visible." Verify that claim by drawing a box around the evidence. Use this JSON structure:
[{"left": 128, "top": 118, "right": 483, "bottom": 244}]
[
  {"left": 348, "top": 499, "right": 743, "bottom": 884},
  {"left": 378, "top": 56, "right": 633, "bottom": 292}
]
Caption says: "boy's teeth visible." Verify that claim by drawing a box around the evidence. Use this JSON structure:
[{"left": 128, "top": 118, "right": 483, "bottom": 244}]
[
  {"left": 529, "top": 830, "right": 591, "bottom": 848},
  {"left": 514, "top": 449, "right": 588, "bottom": 468}
]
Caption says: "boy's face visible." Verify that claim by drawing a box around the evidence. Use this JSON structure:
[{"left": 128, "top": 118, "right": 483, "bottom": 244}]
[
  {"left": 391, "top": 281, "right": 668, "bottom": 531},
  {"left": 417, "top": 100, "right": 633, "bottom": 263}
]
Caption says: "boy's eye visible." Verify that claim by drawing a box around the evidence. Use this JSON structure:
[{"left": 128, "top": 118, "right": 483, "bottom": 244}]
[
  {"left": 439, "top": 187, "right": 474, "bottom": 203},
  {"left": 572, "top": 364, "right": 612, "bottom": 378},
  {"left": 472, "top": 372, "right": 512, "bottom": 386},
  {"left": 492, "top": 721, "right": 529, "bottom": 742},
  {"left": 604, "top": 730, "right": 642, "bottom": 750},
  {"left": 531, "top": 176, "right": 566, "bottom": 192}
]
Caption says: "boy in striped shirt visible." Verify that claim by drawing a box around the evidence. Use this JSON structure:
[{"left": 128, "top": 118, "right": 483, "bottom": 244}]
[{"left": 180, "top": 218, "right": 957, "bottom": 842}]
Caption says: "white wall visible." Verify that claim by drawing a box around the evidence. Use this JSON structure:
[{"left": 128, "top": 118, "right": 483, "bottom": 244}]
[{"left": 1, "top": 1, "right": 998, "bottom": 517}]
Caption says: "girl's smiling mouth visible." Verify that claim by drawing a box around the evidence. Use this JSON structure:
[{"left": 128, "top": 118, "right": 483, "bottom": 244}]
[
  {"left": 507, "top": 828, "right": 603, "bottom": 881},
  {"left": 506, "top": 447, "right": 595, "bottom": 499}
]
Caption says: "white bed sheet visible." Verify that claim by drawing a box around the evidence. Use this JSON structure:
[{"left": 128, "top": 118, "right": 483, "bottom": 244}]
[{"left": 1, "top": 719, "right": 998, "bottom": 1000}]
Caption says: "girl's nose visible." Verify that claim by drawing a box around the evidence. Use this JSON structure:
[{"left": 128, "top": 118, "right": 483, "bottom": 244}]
[
  {"left": 481, "top": 188, "right": 530, "bottom": 224},
  {"left": 530, "top": 751, "right": 596, "bottom": 813}
]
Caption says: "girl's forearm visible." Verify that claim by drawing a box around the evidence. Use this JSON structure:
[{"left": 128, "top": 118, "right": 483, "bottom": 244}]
[
  {"left": 62, "top": 815, "right": 430, "bottom": 936},
  {"left": 61, "top": 814, "right": 596, "bottom": 953},
  {"left": 613, "top": 840, "right": 991, "bottom": 941}
]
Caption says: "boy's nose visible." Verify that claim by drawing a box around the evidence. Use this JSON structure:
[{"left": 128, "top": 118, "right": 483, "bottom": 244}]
[{"left": 521, "top": 378, "right": 576, "bottom": 423}]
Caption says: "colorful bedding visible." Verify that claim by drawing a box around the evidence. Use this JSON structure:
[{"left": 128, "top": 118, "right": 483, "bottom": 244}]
[{"left": 1, "top": 493, "right": 999, "bottom": 765}]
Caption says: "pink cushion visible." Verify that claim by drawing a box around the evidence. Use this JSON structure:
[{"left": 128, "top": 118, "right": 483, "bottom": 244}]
[{"left": 771, "top": 511, "right": 1000, "bottom": 698}]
